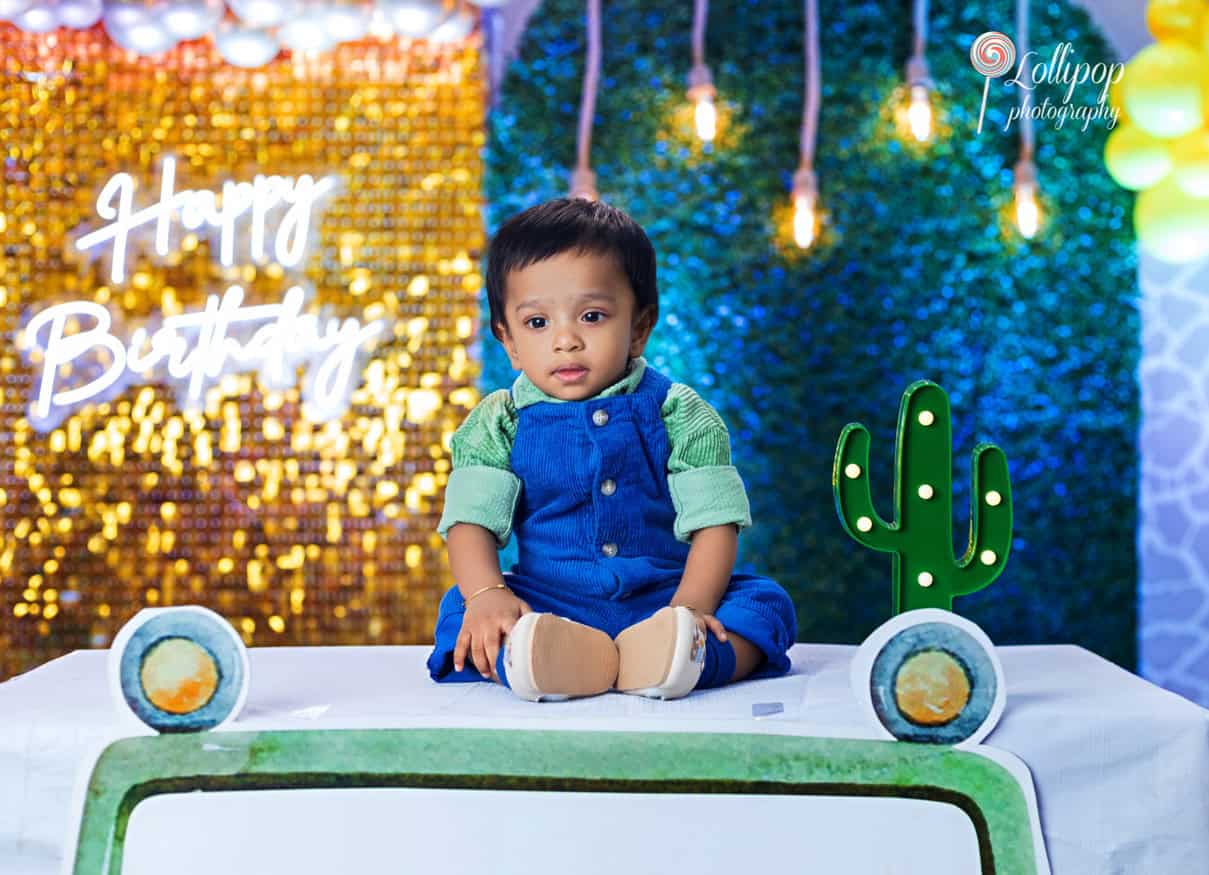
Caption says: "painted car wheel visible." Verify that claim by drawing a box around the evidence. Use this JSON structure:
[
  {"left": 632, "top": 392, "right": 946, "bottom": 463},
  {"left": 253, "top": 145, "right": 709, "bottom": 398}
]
[
  {"left": 852, "top": 608, "right": 1006, "bottom": 747},
  {"left": 110, "top": 607, "right": 248, "bottom": 732},
  {"left": 869, "top": 621, "right": 996, "bottom": 743}
]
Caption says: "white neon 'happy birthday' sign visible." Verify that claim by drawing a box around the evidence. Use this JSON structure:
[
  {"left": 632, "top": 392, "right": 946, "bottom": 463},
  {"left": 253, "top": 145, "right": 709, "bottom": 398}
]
[
  {"left": 21, "top": 159, "right": 385, "bottom": 430},
  {"left": 75, "top": 156, "right": 336, "bottom": 284},
  {"left": 24, "top": 285, "right": 384, "bottom": 428}
]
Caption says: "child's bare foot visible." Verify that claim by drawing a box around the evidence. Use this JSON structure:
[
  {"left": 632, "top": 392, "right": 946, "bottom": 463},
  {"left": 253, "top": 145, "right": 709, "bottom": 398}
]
[
  {"left": 614, "top": 606, "right": 706, "bottom": 700},
  {"left": 504, "top": 613, "right": 618, "bottom": 702}
]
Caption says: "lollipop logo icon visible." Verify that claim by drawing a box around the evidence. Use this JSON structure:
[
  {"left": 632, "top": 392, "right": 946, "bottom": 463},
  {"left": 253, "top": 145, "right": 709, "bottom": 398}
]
[{"left": 970, "top": 31, "right": 1017, "bottom": 134}]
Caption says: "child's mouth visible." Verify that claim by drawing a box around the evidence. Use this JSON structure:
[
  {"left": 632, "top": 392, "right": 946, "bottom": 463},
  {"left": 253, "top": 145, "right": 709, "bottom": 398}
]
[{"left": 554, "top": 367, "right": 588, "bottom": 383}]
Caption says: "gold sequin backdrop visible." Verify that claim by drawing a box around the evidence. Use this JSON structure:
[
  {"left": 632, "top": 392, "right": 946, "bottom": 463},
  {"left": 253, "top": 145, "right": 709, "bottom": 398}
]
[{"left": 0, "top": 25, "right": 485, "bottom": 680}]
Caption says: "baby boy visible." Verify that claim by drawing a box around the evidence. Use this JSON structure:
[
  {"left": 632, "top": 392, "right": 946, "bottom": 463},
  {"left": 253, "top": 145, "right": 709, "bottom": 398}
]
[{"left": 426, "top": 198, "right": 796, "bottom": 701}]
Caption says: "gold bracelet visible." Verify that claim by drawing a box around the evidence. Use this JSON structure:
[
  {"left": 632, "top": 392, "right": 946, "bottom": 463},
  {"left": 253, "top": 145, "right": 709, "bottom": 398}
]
[{"left": 462, "top": 583, "right": 508, "bottom": 607}]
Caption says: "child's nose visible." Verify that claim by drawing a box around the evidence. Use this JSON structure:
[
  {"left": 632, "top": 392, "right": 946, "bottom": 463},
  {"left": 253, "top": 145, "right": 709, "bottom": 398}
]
[{"left": 553, "top": 325, "right": 584, "bottom": 352}]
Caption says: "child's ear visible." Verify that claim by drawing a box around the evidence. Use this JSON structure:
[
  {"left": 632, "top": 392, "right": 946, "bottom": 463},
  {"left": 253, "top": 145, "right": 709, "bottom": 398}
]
[
  {"left": 494, "top": 320, "right": 522, "bottom": 369},
  {"left": 629, "top": 308, "right": 656, "bottom": 357}
]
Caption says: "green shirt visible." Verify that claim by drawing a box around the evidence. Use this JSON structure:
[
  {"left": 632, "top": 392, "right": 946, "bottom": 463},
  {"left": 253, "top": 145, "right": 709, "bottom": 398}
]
[{"left": 437, "top": 356, "right": 752, "bottom": 547}]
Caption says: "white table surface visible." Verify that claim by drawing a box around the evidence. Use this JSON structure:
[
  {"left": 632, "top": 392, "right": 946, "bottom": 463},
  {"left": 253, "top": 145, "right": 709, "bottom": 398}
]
[{"left": 1, "top": 643, "right": 1205, "bottom": 875}]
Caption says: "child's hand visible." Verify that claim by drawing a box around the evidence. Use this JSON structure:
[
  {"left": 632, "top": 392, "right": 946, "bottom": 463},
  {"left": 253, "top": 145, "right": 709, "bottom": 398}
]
[
  {"left": 682, "top": 606, "right": 728, "bottom": 643},
  {"left": 454, "top": 588, "right": 532, "bottom": 680}
]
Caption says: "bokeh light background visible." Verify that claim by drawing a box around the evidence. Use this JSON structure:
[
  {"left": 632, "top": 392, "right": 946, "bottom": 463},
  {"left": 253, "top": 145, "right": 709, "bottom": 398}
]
[
  {"left": 1, "top": 25, "right": 486, "bottom": 679},
  {"left": 1, "top": 0, "right": 1152, "bottom": 688}
]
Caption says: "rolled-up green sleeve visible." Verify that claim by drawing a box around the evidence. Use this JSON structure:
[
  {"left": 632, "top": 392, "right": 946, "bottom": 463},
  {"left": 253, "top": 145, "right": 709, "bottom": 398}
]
[
  {"left": 662, "top": 383, "right": 752, "bottom": 542},
  {"left": 437, "top": 389, "right": 521, "bottom": 547},
  {"left": 668, "top": 465, "right": 752, "bottom": 542},
  {"left": 437, "top": 465, "right": 523, "bottom": 547}
]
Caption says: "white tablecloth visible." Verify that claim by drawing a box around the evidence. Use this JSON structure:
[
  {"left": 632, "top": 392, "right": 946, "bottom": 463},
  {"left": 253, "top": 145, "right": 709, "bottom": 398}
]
[{"left": 0, "top": 643, "right": 1205, "bottom": 875}]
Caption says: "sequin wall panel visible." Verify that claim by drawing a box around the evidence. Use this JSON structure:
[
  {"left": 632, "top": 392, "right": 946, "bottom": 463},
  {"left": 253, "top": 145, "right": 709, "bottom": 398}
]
[{"left": 0, "top": 28, "right": 486, "bottom": 680}]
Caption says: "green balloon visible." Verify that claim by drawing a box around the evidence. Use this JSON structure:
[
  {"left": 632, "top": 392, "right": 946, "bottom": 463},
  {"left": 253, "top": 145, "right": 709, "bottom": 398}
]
[
  {"left": 1123, "top": 42, "right": 1208, "bottom": 138},
  {"left": 1135, "top": 175, "right": 1209, "bottom": 263},
  {"left": 1104, "top": 124, "right": 1173, "bottom": 190}
]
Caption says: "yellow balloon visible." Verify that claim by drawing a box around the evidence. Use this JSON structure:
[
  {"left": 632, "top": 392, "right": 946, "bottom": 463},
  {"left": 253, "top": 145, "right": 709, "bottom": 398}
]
[
  {"left": 1105, "top": 124, "right": 1173, "bottom": 190},
  {"left": 1135, "top": 176, "right": 1209, "bottom": 263},
  {"left": 1171, "top": 128, "right": 1209, "bottom": 196},
  {"left": 1123, "top": 42, "right": 1208, "bottom": 138},
  {"left": 1109, "top": 75, "right": 1130, "bottom": 126},
  {"left": 1147, "top": 0, "right": 1204, "bottom": 43}
]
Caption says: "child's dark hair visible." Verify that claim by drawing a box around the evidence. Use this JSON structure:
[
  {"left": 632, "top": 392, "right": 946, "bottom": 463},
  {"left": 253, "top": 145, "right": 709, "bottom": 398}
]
[{"left": 486, "top": 198, "right": 658, "bottom": 339}]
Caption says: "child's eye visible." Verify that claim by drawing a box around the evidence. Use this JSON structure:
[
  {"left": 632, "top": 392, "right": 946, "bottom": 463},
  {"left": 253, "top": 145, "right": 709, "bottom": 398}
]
[
  {"left": 582, "top": 311, "right": 607, "bottom": 323},
  {"left": 524, "top": 316, "right": 546, "bottom": 329}
]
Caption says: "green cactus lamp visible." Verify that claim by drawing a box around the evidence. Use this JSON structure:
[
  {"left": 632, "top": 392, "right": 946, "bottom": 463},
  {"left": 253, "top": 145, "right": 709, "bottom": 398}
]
[{"left": 833, "top": 381, "right": 1013, "bottom": 614}]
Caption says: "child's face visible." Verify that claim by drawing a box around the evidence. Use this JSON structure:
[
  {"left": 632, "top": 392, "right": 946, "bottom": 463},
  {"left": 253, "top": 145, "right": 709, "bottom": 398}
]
[{"left": 495, "top": 250, "right": 653, "bottom": 401}]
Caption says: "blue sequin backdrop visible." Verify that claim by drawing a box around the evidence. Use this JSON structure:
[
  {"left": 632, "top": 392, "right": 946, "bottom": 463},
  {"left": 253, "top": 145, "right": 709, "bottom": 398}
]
[{"left": 478, "top": 0, "right": 1138, "bottom": 668}]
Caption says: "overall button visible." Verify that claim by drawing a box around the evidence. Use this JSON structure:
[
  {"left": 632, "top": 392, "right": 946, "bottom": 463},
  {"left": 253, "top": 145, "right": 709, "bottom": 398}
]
[
  {"left": 601, "top": 542, "right": 618, "bottom": 557},
  {"left": 592, "top": 409, "right": 609, "bottom": 426},
  {"left": 600, "top": 479, "right": 616, "bottom": 496}
]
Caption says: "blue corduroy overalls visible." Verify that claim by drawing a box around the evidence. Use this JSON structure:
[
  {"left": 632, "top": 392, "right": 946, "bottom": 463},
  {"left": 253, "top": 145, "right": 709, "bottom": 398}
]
[{"left": 427, "top": 364, "right": 797, "bottom": 687}]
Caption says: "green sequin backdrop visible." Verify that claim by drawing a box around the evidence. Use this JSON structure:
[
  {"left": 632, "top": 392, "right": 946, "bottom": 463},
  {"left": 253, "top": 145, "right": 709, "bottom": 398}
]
[{"left": 481, "top": 0, "right": 1138, "bottom": 668}]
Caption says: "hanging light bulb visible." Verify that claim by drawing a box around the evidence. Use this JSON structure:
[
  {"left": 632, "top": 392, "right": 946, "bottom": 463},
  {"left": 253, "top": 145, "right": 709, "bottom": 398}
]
[
  {"left": 1012, "top": 0, "right": 1040, "bottom": 240},
  {"left": 904, "top": 55, "right": 934, "bottom": 142},
  {"left": 695, "top": 96, "right": 716, "bottom": 141},
  {"left": 1014, "top": 157, "right": 1040, "bottom": 239},
  {"left": 903, "top": 0, "right": 934, "bottom": 143},
  {"left": 686, "top": 0, "right": 717, "bottom": 143},
  {"left": 793, "top": 194, "right": 817, "bottom": 249},
  {"left": 792, "top": 167, "right": 818, "bottom": 249},
  {"left": 907, "top": 84, "right": 932, "bottom": 141},
  {"left": 787, "top": 0, "right": 821, "bottom": 251},
  {"left": 687, "top": 64, "right": 717, "bottom": 142}
]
